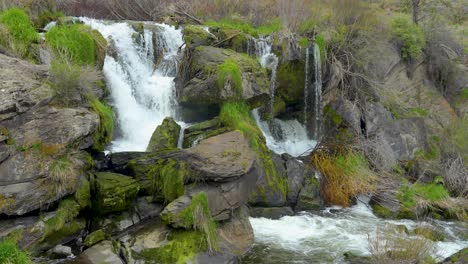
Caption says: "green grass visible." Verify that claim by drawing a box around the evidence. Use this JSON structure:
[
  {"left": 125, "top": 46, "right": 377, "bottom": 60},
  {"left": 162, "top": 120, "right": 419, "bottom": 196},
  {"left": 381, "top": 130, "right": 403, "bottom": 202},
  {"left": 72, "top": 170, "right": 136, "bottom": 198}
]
[
  {"left": 406, "top": 107, "right": 430, "bottom": 118},
  {"left": 36, "top": 10, "right": 64, "bottom": 29},
  {"left": 391, "top": 14, "right": 426, "bottom": 60},
  {"left": 315, "top": 34, "right": 326, "bottom": 63},
  {"left": 0, "top": 240, "right": 31, "bottom": 264},
  {"left": 205, "top": 18, "right": 282, "bottom": 38},
  {"left": 89, "top": 97, "right": 114, "bottom": 151},
  {"left": 45, "top": 24, "right": 96, "bottom": 66},
  {"left": 398, "top": 180, "right": 450, "bottom": 209},
  {"left": 0, "top": 8, "right": 39, "bottom": 58},
  {"left": 219, "top": 102, "right": 286, "bottom": 198},
  {"left": 178, "top": 192, "right": 219, "bottom": 253},
  {"left": 156, "top": 159, "right": 186, "bottom": 203},
  {"left": 49, "top": 155, "right": 75, "bottom": 195},
  {"left": 217, "top": 59, "right": 243, "bottom": 97}
]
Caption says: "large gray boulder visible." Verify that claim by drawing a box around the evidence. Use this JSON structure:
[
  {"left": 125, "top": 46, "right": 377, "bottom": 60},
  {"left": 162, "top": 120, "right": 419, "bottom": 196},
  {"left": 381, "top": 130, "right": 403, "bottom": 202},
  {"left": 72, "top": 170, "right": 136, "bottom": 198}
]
[{"left": 175, "top": 46, "right": 270, "bottom": 108}]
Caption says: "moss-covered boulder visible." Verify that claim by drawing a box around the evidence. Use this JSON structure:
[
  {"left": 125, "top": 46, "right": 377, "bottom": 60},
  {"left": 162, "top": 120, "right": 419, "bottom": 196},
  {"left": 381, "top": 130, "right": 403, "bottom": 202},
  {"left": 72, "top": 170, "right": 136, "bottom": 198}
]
[
  {"left": 175, "top": 46, "right": 270, "bottom": 108},
  {"left": 84, "top": 229, "right": 107, "bottom": 247},
  {"left": 209, "top": 27, "right": 251, "bottom": 54},
  {"left": 93, "top": 172, "right": 140, "bottom": 215},
  {"left": 182, "top": 117, "right": 230, "bottom": 148},
  {"left": 276, "top": 60, "right": 306, "bottom": 106},
  {"left": 183, "top": 25, "right": 217, "bottom": 48},
  {"left": 146, "top": 117, "right": 181, "bottom": 152}
]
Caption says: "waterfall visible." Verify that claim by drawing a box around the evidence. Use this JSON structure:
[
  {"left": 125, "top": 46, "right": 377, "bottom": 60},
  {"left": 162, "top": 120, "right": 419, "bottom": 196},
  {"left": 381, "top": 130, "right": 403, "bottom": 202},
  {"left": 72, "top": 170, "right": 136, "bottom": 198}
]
[
  {"left": 81, "top": 18, "right": 184, "bottom": 152},
  {"left": 304, "top": 42, "right": 322, "bottom": 140},
  {"left": 254, "top": 37, "right": 279, "bottom": 115}
]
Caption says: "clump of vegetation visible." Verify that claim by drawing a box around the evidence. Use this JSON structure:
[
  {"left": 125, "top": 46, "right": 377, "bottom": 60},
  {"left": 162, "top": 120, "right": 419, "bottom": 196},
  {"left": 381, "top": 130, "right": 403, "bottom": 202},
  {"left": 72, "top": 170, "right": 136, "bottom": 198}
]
[
  {"left": 311, "top": 149, "right": 376, "bottom": 207},
  {"left": 49, "top": 155, "right": 76, "bottom": 195},
  {"left": 36, "top": 10, "right": 64, "bottom": 29},
  {"left": 88, "top": 97, "right": 114, "bottom": 151},
  {"left": 391, "top": 14, "right": 426, "bottom": 59},
  {"left": 0, "top": 8, "right": 38, "bottom": 59},
  {"left": 179, "top": 192, "right": 219, "bottom": 253},
  {"left": 0, "top": 240, "right": 31, "bottom": 264},
  {"left": 217, "top": 59, "right": 243, "bottom": 97},
  {"left": 205, "top": 18, "right": 281, "bottom": 38},
  {"left": 219, "top": 102, "right": 286, "bottom": 198},
  {"left": 45, "top": 24, "right": 96, "bottom": 65},
  {"left": 147, "top": 159, "right": 186, "bottom": 204},
  {"left": 368, "top": 224, "right": 437, "bottom": 264}
]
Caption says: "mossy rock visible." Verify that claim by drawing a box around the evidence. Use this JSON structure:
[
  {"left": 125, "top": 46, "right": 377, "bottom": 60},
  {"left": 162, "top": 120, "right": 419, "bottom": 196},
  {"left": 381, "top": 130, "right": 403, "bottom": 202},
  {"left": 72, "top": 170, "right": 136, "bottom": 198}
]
[
  {"left": 210, "top": 27, "right": 251, "bottom": 53},
  {"left": 182, "top": 117, "right": 230, "bottom": 148},
  {"left": 276, "top": 61, "right": 305, "bottom": 106},
  {"left": 74, "top": 176, "right": 91, "bottom": 209},
  {"left": 84, "top": 229, "right": 107, "bottom": 247},
  {"left": 147, "top": 117, "right": 181, "bottom": 152},
  {"left": 176, "top": 46, "right": 269, "bottom": 108},
  {"left": 93, "top": 172, "right": 140, "bottom": 215},
  {"left": 183, "top": 25, "right": 216, "bottom": 48}
]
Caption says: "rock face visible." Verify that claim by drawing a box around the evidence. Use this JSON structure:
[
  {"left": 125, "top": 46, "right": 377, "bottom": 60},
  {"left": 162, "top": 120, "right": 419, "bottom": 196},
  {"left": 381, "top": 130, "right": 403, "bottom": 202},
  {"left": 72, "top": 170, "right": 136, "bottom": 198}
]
[
  {"left": 146, "top": 117, "right": 181, "bottom": 152},
  {"left": 175, "top": 46, "right": 270, "bottom": 108},
  {"left": 182, "top": 117, "right": 230, "bottom": 148},
  {"left": 0, "top": 54, "right": 101, "bottom": 216}
]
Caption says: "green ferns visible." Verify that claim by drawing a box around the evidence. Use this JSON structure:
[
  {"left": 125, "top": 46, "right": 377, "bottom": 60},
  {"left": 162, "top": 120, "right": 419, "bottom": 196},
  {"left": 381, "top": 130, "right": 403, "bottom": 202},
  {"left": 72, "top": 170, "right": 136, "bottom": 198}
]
[
  {"left": 179, "top": 192, "right": 219, "bottom": 253},
  {"left": 0, "top": 8, "right": 39, "bottom": 59},
  {"left": 219, "top": 102, "right": 286, "bottom": 198},
  {"left": 217, "top": 59, "right": 243, "bottom": 97},
  {"left": 0, "top": 240, "right": 31, "bottom": 264},
  {"left": 46, "top": 24, "right": 96, "bottom": 65},
  {"left": 391, "top": 14, "right": 426, "bottom": 59}
]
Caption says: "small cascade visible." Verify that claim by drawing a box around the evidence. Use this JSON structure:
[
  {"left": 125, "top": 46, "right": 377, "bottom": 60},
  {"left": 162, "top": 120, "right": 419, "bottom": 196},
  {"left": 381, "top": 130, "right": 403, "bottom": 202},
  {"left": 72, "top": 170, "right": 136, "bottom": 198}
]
[
  {"left": 254, "top": 37, "right": 279, "bottom": 115},
  {"left": 304, "top": 42, "right": 322, "bottom": 140},
  {"left": 81, "top": 18, "right": 184, "bottom": 152}
]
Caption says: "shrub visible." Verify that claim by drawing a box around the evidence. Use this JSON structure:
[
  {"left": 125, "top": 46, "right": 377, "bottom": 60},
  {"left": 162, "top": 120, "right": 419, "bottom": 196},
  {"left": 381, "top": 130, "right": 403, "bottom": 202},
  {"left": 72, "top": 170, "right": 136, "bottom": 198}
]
[
  {"left": 368, "top": 224, "right": 437, "bottom": 264},
  {"left": 45, "top": 24, "right": 96, "bottom": 66},
  {"left": 311, "top": 149, "right": 376, "bottom": 207},
  {"left": 391, "top": 14, "right": 426, "bottom": 59},
  {"left": 0, "top": 240, "right": 31, "bottom": 264},
  {"left": 0, "top": 8, "right": 38, "bottom": 58}
]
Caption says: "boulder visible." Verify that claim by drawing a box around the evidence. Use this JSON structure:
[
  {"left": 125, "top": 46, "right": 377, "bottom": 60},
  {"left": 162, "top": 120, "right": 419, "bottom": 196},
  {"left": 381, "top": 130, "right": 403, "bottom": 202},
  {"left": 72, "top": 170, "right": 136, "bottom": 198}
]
[
  {"left": 175, "top": 46, "right": 270, "bottom": 108},
  {"left": 295, "top": 175, "right": 322, "bottom": 212},
  {"left": 47, "top": 245, "right": 73, "bottom": 259},
  {"left": 84, "top": 230, "right": 107, "bottom": 248},
  {"left": 209, "top": 27, "right": 251, "bottom": 54},
  {"left": 285, "top": 157, "right": 307, "bottom": 206},
  {"left": 75, "top": 240, "right": 124, "bottom": 264},
  {"left": 182, "top": 117, "right": 230, "bottom": 148},
  {"left": 146, "top": 117, "right": 181, "bottom": 152},
  {"left": 93, "top": 172, "right": 140, "bottom": 215},
  {"left": 439, "top": 248, "right": 468, "bottom": 264},
  {"left": 249, "top": 206, "right": 294, "bottom": 219},
  {"left": 183, "top": 25, "right": 217, "bottom": 48}
]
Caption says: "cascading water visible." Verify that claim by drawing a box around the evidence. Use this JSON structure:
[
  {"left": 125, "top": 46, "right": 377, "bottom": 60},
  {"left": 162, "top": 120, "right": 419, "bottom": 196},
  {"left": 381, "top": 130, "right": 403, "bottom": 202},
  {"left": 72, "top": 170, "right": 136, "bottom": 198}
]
[
  {"left": 304, "top": 42, "right": 322, "bottom": 140},
  {"left": 243, "top": 197, "right": 468, "bottom": 263},
  {"left": 251, "top": 37, "right": 316, "bottom": 157},
  {"left": 80, "top": 18, "right": 184, "bottom": 152}
]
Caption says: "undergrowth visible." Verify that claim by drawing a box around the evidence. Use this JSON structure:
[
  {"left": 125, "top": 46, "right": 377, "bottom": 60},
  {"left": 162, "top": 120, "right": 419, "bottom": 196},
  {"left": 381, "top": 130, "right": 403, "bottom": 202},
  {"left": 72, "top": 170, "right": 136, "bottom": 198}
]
[
  {"left": 0, "top": 8, "right": 38, "bottom": 59},
  {"left": 391, "top": 14, "right": 426, "bottom": 60},
  {"left": 311, "top": 149, "right": 376, "bottom": 207},
  {"left": 0, "top": 239, "right": 31, "bottom": 264}
]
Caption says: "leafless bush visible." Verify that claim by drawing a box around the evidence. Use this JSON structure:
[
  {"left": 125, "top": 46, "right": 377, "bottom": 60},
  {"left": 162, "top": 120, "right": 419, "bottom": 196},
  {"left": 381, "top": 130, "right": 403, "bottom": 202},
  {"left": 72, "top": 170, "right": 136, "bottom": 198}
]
[
  {"left": 443, "top": 156, "right": 468, "bottom": 197},
  {"left": 368, "top": 224, "right": 438, "bottom": 264}
]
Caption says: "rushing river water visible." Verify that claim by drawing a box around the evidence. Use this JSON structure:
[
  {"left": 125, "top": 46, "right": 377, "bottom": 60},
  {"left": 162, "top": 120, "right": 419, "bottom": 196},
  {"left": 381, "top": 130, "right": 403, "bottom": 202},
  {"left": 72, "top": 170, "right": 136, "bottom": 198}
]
[{"left": 243, "top": 198, "right": 468, "bottom": 263}]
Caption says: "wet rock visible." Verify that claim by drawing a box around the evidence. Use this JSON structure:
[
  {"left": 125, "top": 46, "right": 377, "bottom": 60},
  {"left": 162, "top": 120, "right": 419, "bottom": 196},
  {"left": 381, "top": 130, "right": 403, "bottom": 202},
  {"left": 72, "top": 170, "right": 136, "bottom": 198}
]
[
  {"left": 84, "top": 230, "right": 107, "bottom": 248},
  {"left": 295, "top": 175, "right": 322, "bottom": 212},
  {"left": 439, "top": 248, "right": 468, "bottom": 264},
  {"left": 175, "top": 46, "right": 270, "bottom": 108},
  {"left": 343, "top": 251, "right": 372, "bottom": 264},
  {"left": 93, "top": 172, "right": 140, "bottom": 215},
  {"left": 285, "top": 157, "right": 307, "bottom": 206},
  {"left": 47, "top": 245, "right": 73, "bottom": 259},
  {"left": 249, "top": 206, "right": 294, "bottom": 219},
  {"left": 146, "top": 117, "right": 181, "bottom": 152},
  {"left": 182, "top": 117, "right": 230, "bottom": 148},
  {"left": 75, "top": 240, "right": 124, "bottom": 264}
]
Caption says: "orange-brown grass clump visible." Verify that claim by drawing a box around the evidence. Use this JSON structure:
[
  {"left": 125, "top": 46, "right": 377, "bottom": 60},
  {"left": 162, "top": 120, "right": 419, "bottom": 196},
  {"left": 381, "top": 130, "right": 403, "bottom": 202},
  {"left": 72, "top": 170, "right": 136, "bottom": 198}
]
[{"left": 311, "top": 148, "right": 377, "bottom": 207}]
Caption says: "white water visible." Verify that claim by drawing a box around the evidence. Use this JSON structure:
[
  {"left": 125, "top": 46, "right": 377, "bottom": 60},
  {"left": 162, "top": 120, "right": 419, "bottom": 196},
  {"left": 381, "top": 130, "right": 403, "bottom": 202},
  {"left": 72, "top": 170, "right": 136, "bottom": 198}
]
[
  {"left": 81, "top": 18, "right": 184, "bottom": 152},
  {"left": 251, "top": 38, "right": 316, "bottom": 157},
  {"left": 246, "top": 198, "right": 468, "bottom": 263}
]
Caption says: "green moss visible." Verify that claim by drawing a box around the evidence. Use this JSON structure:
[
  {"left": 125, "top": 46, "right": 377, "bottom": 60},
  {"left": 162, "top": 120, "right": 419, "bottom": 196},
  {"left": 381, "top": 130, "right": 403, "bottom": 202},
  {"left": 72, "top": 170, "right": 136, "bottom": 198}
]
[
  {"left": 391, "top": 14, "right": 426, "bottom": 59},
  {"left": 217, "top": 59, "right": 243, "bottom": 97},
  {"left": 84, "top": 229, "right": 107, "bottom": 247},
  {"left": 315, "top": 34, "right": 326, "bottom": 63},
  {"left": 205, "top": 18, "right": 281, "bottom": 38},
  {"left": 276, "top": 61, "right": 305, "bottom": 105},
  {"left": 44, "top": 198, "right": 81, "bottom": 234},
  {"left": 134, "top": 230, "right": 207, "bottom": 264},
  {"left": 299, "top": 37, "right": 309, "bottom": 48},
  {"left": 0, "top": 240, "right": 31, "bottom": 264},
  {"left": 151, "top": 159, "right": 186, "bottom": 203},
  {"left": 183, "top": 25, "right": 214, "bottom": 48},
  {"left": 88, "top": 97, "right": 114, "bottom": 151},
  {"left": 0, "top": 8, "right": 39, "bottom": 59},
  {"left": 372, "top": 204, "right": 393, "bottom": 218},
  {"left": 74, "top": 177, "right": 91, "bottom": 209},
  {"left": 45, "top": 24, "right": 96, "bottom": 65},
  {"left": 147, "top": 117, "right": 181, "bottom": 152},
  {"left": 36, "top": 10, "right": 64, "bottom": 29},
  {"left": 413, "top": 227, "right": 445, "bottom": 242},
  {"left": 219, "top": 102, "right": 286, "bottom": 198}
]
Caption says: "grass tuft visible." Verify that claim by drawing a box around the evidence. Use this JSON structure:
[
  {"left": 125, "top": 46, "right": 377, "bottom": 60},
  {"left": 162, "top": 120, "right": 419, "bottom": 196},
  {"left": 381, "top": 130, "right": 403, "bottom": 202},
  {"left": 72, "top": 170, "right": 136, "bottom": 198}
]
[
  {"left": 0, "top": 240, "right": 31, "bottom": 264},
  {"left": 217, "top": 59, "right": 243, "bottom": 97},
  {"left": 0, "top": 8, "right": 38, "bottom": 59}
]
